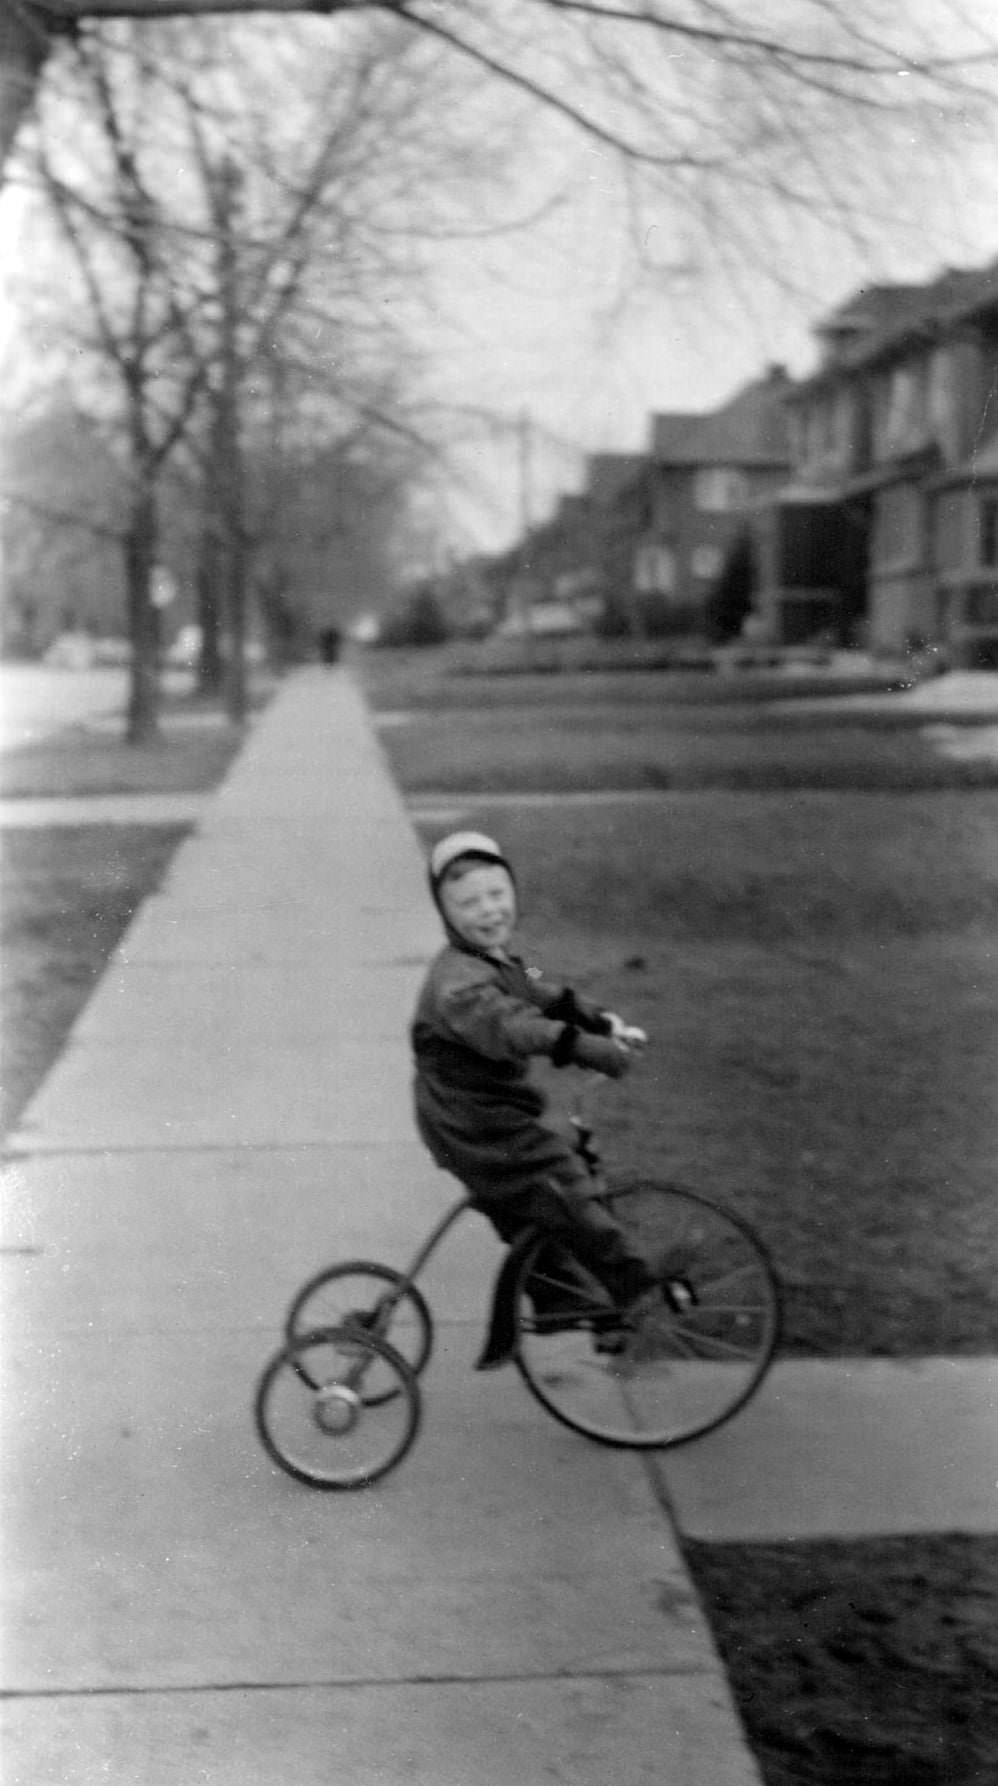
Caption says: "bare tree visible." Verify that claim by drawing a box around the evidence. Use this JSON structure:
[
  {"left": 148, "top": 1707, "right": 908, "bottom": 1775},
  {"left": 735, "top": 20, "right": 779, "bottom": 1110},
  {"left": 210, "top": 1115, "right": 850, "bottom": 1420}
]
[
  {"left": 6, "top": 2, "right": 997, "bottom": 227},
  {"left": 11, "top": 11, "right": 506, "bottom": 724},
  {"left": 8, "top": 2, "right": 997, "bottom": 686},
  {"left": 157, "top": 12, "right": 500, "bottom": 700},
  {"left": 30, "top": 35, "right": 211, "bottom": 739}
]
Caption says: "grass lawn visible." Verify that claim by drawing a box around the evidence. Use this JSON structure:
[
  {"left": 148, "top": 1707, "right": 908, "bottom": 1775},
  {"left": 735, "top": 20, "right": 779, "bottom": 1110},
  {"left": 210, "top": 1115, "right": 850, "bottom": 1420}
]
[
  {"left": 360, "top": 655, "right": 998, "bottom": 794},
  {"left": 0, "top": 825, "right": 189, "bottom": 1135},
  {"left": 362, "top": 650, "right": 998, "bottom": 1358},
  {"left": 0, "top": 692, "right": 257, "bottom": 1133},
  {"left": 1, "top": 705, "right": 254, "bottom": 801},
  {"left": 361, "top": 646, "right": 998, "bottom": 1786},
  {"left": 404, "top": 794, "right": 998, "bottom": 1360}
]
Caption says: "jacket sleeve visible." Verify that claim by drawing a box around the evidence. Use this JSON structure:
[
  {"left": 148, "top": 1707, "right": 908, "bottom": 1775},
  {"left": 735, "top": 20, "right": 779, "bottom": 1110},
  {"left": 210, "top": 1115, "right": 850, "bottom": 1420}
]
[
  {"left": 537, "top": 983, "right": 613, "bottom": 1035},
  {"left": 437, "top": 961, "right": 567, "bottom": 1063}
]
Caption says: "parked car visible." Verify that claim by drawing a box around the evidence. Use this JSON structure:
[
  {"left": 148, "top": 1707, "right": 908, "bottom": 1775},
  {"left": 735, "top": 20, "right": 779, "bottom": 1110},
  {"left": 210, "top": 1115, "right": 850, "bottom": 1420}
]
[
  {"left": 166, "top": 623, "right": 202, "bottom": 668},
  {"left": 43, "top": 631, "right": 97, "bottom": 669},
  {"left": 497, "top": 600, "right": 583, "bottom": 638},
  {"left": 92, "top": 636, "right": 131, "bottom": 666}
]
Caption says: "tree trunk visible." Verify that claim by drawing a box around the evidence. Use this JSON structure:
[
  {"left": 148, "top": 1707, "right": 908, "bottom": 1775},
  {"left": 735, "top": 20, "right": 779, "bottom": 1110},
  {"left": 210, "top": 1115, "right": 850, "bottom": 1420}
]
[
  {"left": 222, "top": 489, "right": 247, "bottom": 725},
  {"left": 195, "top": 512, "right": 224, "bottom": 694},
  {"left": 256, "top": 564, "right": 295, "bottom": 668},
  {"left": 124, "top": 478, "right": 160, "bottom": 742},
  {"left": 0, "top": 3, "right": 50, "bottom": 174},
  {"left": 216, "top": 155, "right": 247, "bottom": 726}
]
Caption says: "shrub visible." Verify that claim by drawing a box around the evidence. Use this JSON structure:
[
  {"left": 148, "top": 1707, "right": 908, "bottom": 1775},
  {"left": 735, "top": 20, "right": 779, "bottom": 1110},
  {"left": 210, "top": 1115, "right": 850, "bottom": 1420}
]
[{"left": 377, "top": 589, "right": 449, "bottom": 648}]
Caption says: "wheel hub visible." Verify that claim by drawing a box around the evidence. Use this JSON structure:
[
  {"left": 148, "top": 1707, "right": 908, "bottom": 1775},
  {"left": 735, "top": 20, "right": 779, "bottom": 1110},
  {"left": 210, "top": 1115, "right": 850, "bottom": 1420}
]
[{"left": 313, "top": 1383, "right": 361, "bottom": 1436}]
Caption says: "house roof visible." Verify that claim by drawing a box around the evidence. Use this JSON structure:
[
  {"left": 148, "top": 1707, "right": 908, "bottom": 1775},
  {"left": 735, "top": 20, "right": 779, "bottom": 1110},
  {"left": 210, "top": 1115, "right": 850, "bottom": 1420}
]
[
  {"left": 816, "top": 283, "right": 927, "bottom": 346},
  {"left": 585, "top": 452, "right": 649, "bottom": 505},
  {"left": 649, "top": 369, "right": 791, "bottom": 468},
  {"left": 799, "top": 257, "right": 998, "bottom": 389}
]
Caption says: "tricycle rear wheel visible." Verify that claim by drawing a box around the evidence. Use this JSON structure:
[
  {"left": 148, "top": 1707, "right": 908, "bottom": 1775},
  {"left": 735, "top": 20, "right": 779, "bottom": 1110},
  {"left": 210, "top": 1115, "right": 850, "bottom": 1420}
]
[
  {"left": 285, "top": 1261, "right": 433, "bottom": 1403},
  {"left": 255, "top": 1325, "right": 421, "bottom": 1489}
]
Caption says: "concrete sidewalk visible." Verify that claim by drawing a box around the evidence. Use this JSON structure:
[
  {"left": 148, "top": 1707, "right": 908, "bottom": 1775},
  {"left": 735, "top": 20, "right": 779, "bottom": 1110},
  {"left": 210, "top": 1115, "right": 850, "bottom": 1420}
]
[{"left": 0, "top": 669, "right": 761, "bottom": 1785}]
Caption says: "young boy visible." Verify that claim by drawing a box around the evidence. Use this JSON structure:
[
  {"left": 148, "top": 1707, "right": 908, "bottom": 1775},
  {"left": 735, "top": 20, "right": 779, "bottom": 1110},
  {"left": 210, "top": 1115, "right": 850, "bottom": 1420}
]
[{"left": 410, "top": 831, "right": 656, "bottom": 1311}]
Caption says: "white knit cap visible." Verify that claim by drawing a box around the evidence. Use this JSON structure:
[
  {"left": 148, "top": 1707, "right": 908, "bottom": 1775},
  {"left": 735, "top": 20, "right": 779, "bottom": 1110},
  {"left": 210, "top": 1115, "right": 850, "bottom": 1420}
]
[{"left": 428, "top": 831, "right": 513, "bottom": 894}]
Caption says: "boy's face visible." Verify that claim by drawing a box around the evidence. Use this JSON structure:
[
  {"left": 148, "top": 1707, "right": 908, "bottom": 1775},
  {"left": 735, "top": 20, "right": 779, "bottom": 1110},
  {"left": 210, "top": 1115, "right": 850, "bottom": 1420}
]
[{"left": 439, "top": 862, "right": 516, "bottom": 954}]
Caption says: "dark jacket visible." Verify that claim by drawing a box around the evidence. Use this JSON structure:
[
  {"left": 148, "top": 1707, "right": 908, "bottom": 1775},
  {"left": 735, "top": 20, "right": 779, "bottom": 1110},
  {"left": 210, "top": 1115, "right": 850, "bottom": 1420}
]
[{"left": 411, "top": 941, "right": 607, "bottom": 1202}]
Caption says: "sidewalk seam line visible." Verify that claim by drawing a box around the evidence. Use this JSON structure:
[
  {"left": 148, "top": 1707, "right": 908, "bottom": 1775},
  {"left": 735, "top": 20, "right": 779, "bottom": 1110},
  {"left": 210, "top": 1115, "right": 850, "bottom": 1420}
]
[
  {"left": 0, "top": 1664, "right": 716, "bottom": 1702},
  {"left": 3, "top": 1141, "right": 427, "bottom": 1160}
]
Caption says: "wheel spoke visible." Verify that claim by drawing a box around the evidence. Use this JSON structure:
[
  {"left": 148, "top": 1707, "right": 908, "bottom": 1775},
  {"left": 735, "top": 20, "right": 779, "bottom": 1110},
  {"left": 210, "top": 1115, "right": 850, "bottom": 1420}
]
[
  {"left": 692, "top": 1261, "right": 769, "bottom": 1295},
  {"left": 663, "top": 1323, "right": 764, "bottom": 1361}
]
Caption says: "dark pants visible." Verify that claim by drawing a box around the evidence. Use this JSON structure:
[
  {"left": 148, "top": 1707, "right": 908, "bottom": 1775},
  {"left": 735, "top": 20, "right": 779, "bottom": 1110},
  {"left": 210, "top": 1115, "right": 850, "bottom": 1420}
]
[{"left": 473, "top": 1161, "right": 654, "bottom": 1307}]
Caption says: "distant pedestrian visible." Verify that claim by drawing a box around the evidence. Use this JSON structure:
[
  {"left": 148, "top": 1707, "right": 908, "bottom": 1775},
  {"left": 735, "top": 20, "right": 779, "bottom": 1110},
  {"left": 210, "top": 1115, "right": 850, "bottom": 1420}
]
[
  {"left": 410, "top": 831, "right": 654, "bottom": 1318},
  {"left": 318, "top": 625, "right": 341, "bottom": 665}
]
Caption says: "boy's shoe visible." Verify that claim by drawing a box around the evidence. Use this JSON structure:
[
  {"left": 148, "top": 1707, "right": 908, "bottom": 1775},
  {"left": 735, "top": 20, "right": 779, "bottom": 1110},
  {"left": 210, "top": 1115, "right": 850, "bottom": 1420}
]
[
  {"left": 591, "top": 1283, "right": 656, "bottom": 1354},
  {"left": 591, "top": 1279, "right": 694, "bottom": 1355}
]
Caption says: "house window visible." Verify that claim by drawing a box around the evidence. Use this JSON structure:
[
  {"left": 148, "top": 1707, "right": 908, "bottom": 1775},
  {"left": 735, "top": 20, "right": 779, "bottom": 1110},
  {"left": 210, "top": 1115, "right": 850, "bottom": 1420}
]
[
  {"left": 694, "top": 468, "right": 748, "bottom": 512},
  {"left": 831, "top": 389, "right": 854, "bottom": 468},
  {"left": 875, "top": 360, "right": 928, "bottom": 459},
  {"left": 979, "top": 497, "right": 998, "bottom": 568},
  {"left": 928, "top": 347, "right": 962, "bottom": 465},
  {"left": 692, "top": 545, "right": 724, "bottom": 581},
  {"left": 634, "top": 543, "right": 675, "bottom": 594},
  {"left": 933, "top": 490, "right": 967, "bottom": 572},
  {"left": 965, "top": 585, "right": 998, "bottom": 626},
  {"left": 796, "top": 394, "right": 851, "bottom": 473}
]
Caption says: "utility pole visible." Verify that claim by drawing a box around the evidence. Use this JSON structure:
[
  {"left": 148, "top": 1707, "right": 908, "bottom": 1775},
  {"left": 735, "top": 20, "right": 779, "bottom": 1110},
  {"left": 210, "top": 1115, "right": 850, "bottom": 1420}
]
[
  {"left": 514, "top": 406, "right": 534, "bottom": 636},
  {"left": 517, "top": 406, "right": 533, "bottom": 537}
]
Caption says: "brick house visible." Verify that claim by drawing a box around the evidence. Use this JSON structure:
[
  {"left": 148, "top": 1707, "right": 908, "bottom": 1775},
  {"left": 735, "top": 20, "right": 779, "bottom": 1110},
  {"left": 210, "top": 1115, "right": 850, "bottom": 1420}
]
[
  {"left": 488, "top": 458, "right": 647, "bottom": 633},
  {"left": 755, "top": 259, "right": 998, "bottom": 663},
  {"left": 613, "top": 369, "right": 792, "bottom": 637}
]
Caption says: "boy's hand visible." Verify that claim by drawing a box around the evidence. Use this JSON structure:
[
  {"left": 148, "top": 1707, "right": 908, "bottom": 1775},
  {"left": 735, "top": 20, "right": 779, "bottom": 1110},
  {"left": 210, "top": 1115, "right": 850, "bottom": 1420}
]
[
  {"left": 605, "top": 1012, "right": 648, "bottom": 1052},
  {"left": 571, "top": 1032, "right": 633, "bottom": 1078}
]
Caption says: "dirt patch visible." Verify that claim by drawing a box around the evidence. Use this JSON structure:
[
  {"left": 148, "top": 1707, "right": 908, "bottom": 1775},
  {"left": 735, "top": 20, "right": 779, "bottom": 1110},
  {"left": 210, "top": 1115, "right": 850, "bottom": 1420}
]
[{"left": 686, "top": 1536, "right": 998, "bottom": 1785}]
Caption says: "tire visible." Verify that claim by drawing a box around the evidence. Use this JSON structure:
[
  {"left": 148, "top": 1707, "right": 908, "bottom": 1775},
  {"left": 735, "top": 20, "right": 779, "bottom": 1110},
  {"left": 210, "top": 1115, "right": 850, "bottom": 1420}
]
[
  {"left": 285, "top": 1261, "right": 433, "bottom": 1404},
  {"left": 254, "top": 1325, "right": 421, "bottom": 1489},
  {"left": 512, "top": 1182, "right": 780, "bottom": 1450}
]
